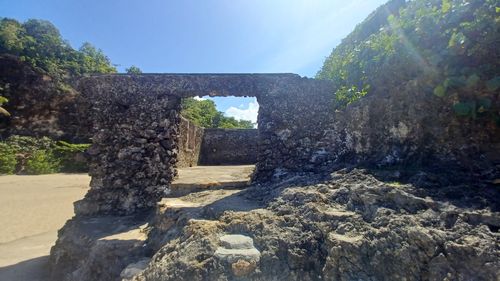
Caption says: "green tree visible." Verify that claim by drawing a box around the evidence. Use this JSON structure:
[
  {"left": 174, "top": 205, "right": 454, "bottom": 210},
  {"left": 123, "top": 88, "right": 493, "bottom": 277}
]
[
  {"left": 0, "top": 18, "right": 25, "bottom": 54},
  {"left": 181, "top": 98, "right": 255, "bottom": 129},
  {"left": 0, "top": 95, "right": 9, "bottom": 116},
  {"left": 0, "top": 142, "right": 16, "bottom": 174},
  {"left": 25, "top": 149, "right": 60, "bottom": 175},
  {"left": 126, "top": 65, "right": 142, "bottom": 74},
  {"left": 0, "top": 18, "right": 117, "bottom": 80},
  {"left": 78, "top": 42, "right": 116, "bottom": 74}
]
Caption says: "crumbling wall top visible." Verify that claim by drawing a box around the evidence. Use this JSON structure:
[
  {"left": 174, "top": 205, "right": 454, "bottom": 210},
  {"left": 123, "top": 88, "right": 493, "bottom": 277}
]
[{"left": 77, "top": 73, "right": 308, "bottom": 98}]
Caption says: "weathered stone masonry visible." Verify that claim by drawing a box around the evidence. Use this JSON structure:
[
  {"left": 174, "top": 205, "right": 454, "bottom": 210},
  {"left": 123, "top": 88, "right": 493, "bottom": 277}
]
[
  {"left": 74, "top": 81, "right": 182, "bottom": 215},
  {"left": 177, "top": 118, "right": 259, "bottom": 167},
  {"left": 75, "top": 74, "right": 333, "bottom": 215},
  {"left": 199, "top": 128, "right": 258, "bottom": 165},
  {"left": 51, "top": 72, "right": 499, "bottom": 281},
  {"left": 74, "top": 73, "right": 499, "bottom": 216},
  {"left": 177, "top": 117, "right": 204, "bottom": 168}
]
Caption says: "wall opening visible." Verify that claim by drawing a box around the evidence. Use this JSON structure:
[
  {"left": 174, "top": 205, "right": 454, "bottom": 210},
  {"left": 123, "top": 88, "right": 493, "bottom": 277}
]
[
  {"left": 172, "top": 96, "right": 259, "bottom": 196},
  {"left": 74, "top": 73, "right": 307, "bottom": 216},
  {"left": 177, "top": 95, "right": 259, "bottom": 168}
]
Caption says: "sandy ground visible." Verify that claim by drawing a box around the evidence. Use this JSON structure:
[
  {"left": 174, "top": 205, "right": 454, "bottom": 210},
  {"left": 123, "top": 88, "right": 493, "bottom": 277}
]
[
  {"left": 173, "top": 165, "right": 254, "bottom": 186},
  {"left": 0, "top": 166, "right": 253, "bottom": 280},
  {"left": 0, "top": 174, "right": 90, "bottom": 281}
]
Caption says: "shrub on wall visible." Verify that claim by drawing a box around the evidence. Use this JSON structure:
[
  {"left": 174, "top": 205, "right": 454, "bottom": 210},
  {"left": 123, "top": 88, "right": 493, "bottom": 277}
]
[
  {"left": 54, "top": 141, "right": 90, "bottom": 173},
  {"left": 0, "top": 142, "right": 17, "bottom": 174},
  {"left": 0, "top": 135, "right": 90, "bottom": 175},
  {"left": 24, "top": 149, "right": 60, "bottom": 174},
  {"left": 6, "top": 135, "right": 54, "bottom": 153}
]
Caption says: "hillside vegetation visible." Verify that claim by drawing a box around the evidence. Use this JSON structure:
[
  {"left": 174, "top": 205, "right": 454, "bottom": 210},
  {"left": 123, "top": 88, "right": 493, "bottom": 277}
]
[
  {"left": 0, "top": 18, "right": 117, "bottom": 126},
  {"left": 0, "top": 18, "right": 116, "bottom": 80},
  {"left": 0, "top": 17, "right": 253, "bottom": 136},
  {"left": 182, "top": 98, "right": 255, "bottom": 129},
  {"left": 317, "top": 0, "right": 499, "bottom": 125}
]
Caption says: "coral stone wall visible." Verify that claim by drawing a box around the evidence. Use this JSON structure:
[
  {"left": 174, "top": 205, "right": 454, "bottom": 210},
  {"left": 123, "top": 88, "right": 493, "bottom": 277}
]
[
  {"left": 0, "top": 54, "right": 89, "bottom": 142},
  {"left": 253, "top": 78, "right": 336, "bottom": 180},
  {"left": 74, "top": 77, "right": 182, "bottom": 215},
  {"left": 73, "top": 74, "right": 304, "bottom": 215},
  {"left": 199, "top": 128, "right": 258, "bottom": 165},
  {"left": 323, "top": 79, "right": 500, "bottom": 176},
  {"left": 177, "top": 117, "right": 204, "bottom": 168},
  {"left": 73, "top": 73, "right": 499, "bottom": 216}
]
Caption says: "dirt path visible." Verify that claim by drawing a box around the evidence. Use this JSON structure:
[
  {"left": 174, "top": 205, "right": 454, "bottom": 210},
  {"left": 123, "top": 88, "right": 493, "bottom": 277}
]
[{"left": 0, "top": 174, "right": 90, "bottom": 280}]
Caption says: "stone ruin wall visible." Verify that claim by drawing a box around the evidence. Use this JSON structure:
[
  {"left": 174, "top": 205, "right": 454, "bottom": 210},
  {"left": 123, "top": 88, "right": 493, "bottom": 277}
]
[
  {"left": 255, "top": 77, "right": 336, "bottom": 179},
  {"left": 74, "top": 77, "right": 182, "bottom": 216},
  {"left": 176, "top": 117, "right": 204, "bottom": 168},
  {"left": 199, "top": 128, "right": 258, "bottom": 165},
  {"left": 0, "top": 54, "right": 90, "bottom": 142},
  {"left": 73, "top": 73, "right": 499, "bottom": 216},
  {"left": 2, "top": 53, "right": 498, "bottom": 188},
  {"left": 74, "top": 74, "right": 316, "bottom": 215},
  {"left": 318, "top": 78, "right": 500, "bottom": 178},
  {"left": 177, "top": 118, "right": 259, "bottom": 167}
]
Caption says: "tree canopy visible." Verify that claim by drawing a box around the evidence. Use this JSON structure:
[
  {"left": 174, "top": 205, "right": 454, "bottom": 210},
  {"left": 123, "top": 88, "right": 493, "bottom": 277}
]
[
  {"left": 126, "top": 65, "right": 142, "bottom": 74},
  {"left": 181, "top": 98, "right": 255, "bottom": 129},
  {"left": 0, "top": 18, "right": 116, "bottom": 81}
]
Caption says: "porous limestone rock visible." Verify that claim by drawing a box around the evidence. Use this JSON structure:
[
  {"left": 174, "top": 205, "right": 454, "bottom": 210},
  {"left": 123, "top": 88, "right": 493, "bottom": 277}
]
[
  {"left": 125, "top": 169, "right": 500, "bottom": 281},
  {"left": 121, "top": 258, "right": 151, "bottom": 281},
  {"left": 219, "top": 234, "right": 255, "bottom": 250},
  {"left": 214, "top": 234, "right": 261, "bottom": 264},
  {"left": 49, "top": 214, "right": 150, "bottom": 281}
]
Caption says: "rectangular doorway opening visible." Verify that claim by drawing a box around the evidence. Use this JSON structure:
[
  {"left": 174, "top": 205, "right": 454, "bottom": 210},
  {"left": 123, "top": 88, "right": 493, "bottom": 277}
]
[{"left": 171, "top": 96, "right": 259, "bottom": 197}]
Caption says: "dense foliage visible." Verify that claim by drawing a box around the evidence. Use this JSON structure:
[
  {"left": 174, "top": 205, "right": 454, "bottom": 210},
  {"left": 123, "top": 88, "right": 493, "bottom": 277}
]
[
  {"left": 0, "top": 94, "right": 9, "bottom": 116},
  {"left": 0, "top": 142, "right": 16, "bottom": 174},
  {"left": 317, "top": 0, "right": 499, "bottom": 124},
  {"left": 53, "top": 141, "right": 91, "bottom": 172},
  {"left": 181, "top": 98, "right": 255, "bottom": 129},
  {"left": 0, "top": 18, "right": 116, "bottom": 81},
  {"left": 0, "top": 135, "right": 90, "bottom": 175},
  {"left": 126, "top": 65, "right": 142, "bottom": 74}
]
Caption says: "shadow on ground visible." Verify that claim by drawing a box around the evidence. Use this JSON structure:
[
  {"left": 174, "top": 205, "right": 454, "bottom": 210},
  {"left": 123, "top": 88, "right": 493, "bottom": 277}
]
[{"left": 0, "top": 255, "right": 49, "bottom": 281}]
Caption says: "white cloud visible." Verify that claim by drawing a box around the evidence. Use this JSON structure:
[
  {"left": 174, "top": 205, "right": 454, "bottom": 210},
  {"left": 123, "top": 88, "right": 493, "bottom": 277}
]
[
  {"left": 225, "top": 99, "right": 259, "bottom": 124},
  {"left": 193, "top": 96, "right": 207, "bottom": 101}
]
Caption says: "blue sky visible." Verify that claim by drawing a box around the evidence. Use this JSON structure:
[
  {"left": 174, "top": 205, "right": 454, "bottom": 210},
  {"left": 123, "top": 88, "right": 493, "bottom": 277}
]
[{"left": 1, "top": 0, "right": 387, "bottom": 121}]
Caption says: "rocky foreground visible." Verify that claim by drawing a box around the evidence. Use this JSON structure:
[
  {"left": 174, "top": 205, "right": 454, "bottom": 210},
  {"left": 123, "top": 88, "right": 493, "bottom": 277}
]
[{"left": 50, "top": 169, "right": 500, "bottom": 281}]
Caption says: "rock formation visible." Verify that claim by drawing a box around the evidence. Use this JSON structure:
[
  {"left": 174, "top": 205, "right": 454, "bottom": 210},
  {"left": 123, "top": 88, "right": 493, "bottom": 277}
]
[
  {"left": 47, "top": 71, "right": 499, "bottom": 281},
  {"left": 0, "top": 54, "right": 89, "bottom": 142},
  {"left": 46, "top": 0, "right": 499, "bottom": 279}
]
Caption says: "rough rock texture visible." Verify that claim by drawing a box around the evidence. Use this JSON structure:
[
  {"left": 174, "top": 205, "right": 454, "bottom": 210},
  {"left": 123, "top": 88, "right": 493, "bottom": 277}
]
[
  {"left": 73, "top": 73, "right": 330, "bottom": 215},
  {"left": 44, "top": 72, "right": 499, "bottom": 216},
  {"left": 215, "top": 234, "right": 261, "bottom": 277},
  {"left": 0, "top": 54, "right": 89, "bottom": 141},
  {"left": 49, "top": 213, "right": 150, "bottom": 281},
  {"left": 76, "top": 73, "right": 335, "bottom": 183},
  {"left": 199, "top": 129, "right": 258, "bottom": 165},
  {"left": 131, "top": 169, "right": 499, "bottom": 281},
  {"left": 73, "top": 80, "right": 182, "bottom": 216},
  {"left": 177, "top": 117, "right": 204, "bottom": 168},
  {"left": 319, "top": 79, "right": 500, "bottom": 179},
  {"left": 254, "top": 78, "right": 335, "bottom": 180},
  {"left": 178, "top": 121, "right": 258, "bottom": 167},
  {"left": 51, "top": 72, "right": 499, "bottom": 280},
  {"left": 76, "top": 73, "right": 300, "bottom": 98},
  {"left": 121, "top": 258, "right": 151, "bottom": 281}
]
